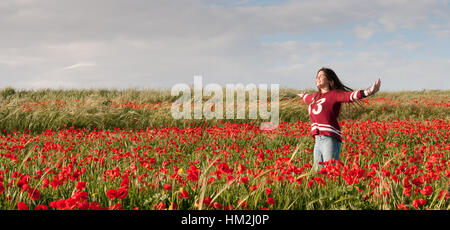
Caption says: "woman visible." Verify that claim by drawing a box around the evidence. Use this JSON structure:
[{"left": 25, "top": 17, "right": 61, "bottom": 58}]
[{"left": 298, "top": 67, "right": 381, "bottom": 171}]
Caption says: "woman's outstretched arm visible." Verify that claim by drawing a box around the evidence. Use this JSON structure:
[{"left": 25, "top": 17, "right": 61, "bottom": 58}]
[
  {"left": 336, "top": 78, "right": 382, "bottom": 102},
  {"left": 298, "top": 92, "right": 314, "bottom": 104}
]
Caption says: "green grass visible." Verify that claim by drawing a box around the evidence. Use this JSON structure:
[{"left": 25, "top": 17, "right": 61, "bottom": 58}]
[{"left": 0, "top": 87, "right": 448, "bottom": 134}]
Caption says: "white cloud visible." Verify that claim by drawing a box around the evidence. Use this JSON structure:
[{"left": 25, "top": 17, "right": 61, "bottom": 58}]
[
  {"left": 431, "top": 29, "right": 450, "bottom": 39},
  {"left": 354, "top": 22, "right": 381, "bottom": 40},
  {"left": 383, "top": 41, "right": 422, "bottom": 51},
  {"left": 60, "top": 62, "right": 96, "bottom": 71}
]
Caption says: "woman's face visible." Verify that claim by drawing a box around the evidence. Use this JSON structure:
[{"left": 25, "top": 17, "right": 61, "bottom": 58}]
[{"left": 316, "top": 71, "right": 330, "bottom": 89}]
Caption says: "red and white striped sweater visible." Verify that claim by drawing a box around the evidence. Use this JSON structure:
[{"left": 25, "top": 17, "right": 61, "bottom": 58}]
[{"left": 301, "top": 89, "right": 364, "bottom": 142}]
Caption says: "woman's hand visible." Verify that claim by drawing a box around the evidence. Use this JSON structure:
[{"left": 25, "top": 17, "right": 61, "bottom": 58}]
[
  {"left": 367, "top": 78, "right": 381, "bottom": 95},
  {"left": 297, "top": 92, "right": 306, "bottom": 99}
]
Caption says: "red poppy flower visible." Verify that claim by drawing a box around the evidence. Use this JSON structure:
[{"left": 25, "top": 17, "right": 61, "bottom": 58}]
[
  {"left": 163, "top": 184, "right": 172, "bottom": 191},
  {"left": 120, "top": 176, "right": 130, "bottom": 188},
  {"left": 155, "top": 202, "right": 165, "bottom": 210},
  {"left": 76, "top": 181, "right": 86, "bottom": 191},
  {"left": 240, "top": 176, "right": 249, "bottom": 185},
  {"left": 42, "top": 178, "right": 50, "bottom": 188},
  {"left": 17, "top": 201, "right": 28, "bottom": 210},
  {"left": 420, "top": 185, "right": 433, "bottom": 196},
  {"left": 89, "top": 202, "right": 107, "bottom": 210},
  {"left": 109, "top": 203, "right": 123, "bottom": 210},
  {"left": 203, "top": 196, "right": 212, "bottom": 207},
  {"left": 438, "top": 190, "right": 449, "bottom": 199},
  {"left": 237, "top": 163, "right": 246, "bottom": 174},
  {"left": 28, "top": 188, "right": 40, "bottom": 200},
  {"left": 265, "top": 197, "right": 275, "bottom": 205},
  {"left": 179, "top": 188, "right": 189, "bottom": 199},
  {"left": 77, "top": 200, "right": 89, "bottom": 210},
  {"left": 34, "top": 204, "right": 48, "bottom": 210},
  {"left": 412, "top": 199, "right": 426, "bottom": 209},
  {"left": 239, "top": 200, "right": 247, "bottom": 208},
  {"left": 213, "top": 202, "right": 222, "bottom": 209},
  {"left": 20, "top": 183, "right": 29, "bottom": 192},
  {"left": 403, "top": 188, "right": 411, "bottom": 197},
  {"left": 116, "top": 187, "right": 128, "bottom": 199},
  {"left": 106, "top": 188, "right": 117, "bottom": 199},
  {"left": 397, "top": 203, "right": 408, "bottom": 210}
]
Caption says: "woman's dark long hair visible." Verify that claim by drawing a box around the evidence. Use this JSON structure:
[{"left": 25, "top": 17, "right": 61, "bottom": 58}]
[{"left": 313, "top": 67, "right": 364, "bottom": 107}]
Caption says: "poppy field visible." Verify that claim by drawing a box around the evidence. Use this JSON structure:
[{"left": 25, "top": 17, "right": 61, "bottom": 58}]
[{"left": 0, "top": 88, "right": 448, "bottom": 210}]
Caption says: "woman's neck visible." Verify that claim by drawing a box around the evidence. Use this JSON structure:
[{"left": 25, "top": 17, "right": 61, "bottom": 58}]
[{"left": 320, "top": 87, "right": 331, "bottom": 94}]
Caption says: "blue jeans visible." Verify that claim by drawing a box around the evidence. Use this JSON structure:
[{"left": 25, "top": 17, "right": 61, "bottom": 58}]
[{"left": 313, "top": 135, "right": 341, "bottom": 171}]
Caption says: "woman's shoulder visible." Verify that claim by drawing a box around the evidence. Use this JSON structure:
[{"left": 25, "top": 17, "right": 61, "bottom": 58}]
[{"left": 332, "top": 89, "right": 352, "bottom": 94}]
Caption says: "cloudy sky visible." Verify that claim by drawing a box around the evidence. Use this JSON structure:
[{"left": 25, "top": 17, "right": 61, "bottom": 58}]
[{"left": 1, "top": 0, "right": 449, "bottom": 91}]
